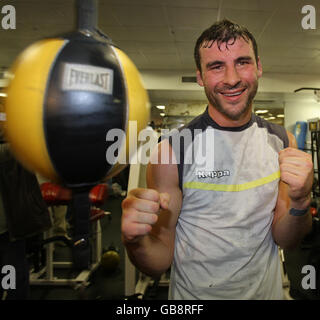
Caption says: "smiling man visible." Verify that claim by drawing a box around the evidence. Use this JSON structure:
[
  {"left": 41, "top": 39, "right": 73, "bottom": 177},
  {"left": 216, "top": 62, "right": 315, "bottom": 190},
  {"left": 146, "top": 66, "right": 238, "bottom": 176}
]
[
  {"left": 194, "top": 20, "right": 262, "bottom": 126},
  {"left": 121, "top": 20, "right": 313, "bottom": 300}
]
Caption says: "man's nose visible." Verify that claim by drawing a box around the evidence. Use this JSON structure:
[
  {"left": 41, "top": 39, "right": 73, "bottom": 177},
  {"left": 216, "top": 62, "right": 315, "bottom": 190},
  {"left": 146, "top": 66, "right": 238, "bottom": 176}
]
[{"left": 223, "top": 66, "right": 241, "bottom": 87}]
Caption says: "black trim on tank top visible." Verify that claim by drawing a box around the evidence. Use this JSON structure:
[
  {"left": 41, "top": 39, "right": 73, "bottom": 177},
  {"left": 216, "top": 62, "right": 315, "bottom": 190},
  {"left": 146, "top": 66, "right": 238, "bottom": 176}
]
[
  {"left": 202, "top": 106, "right": 254, "bottom": 132},
  {"left": 253, "top": 113, "right": 289, "bottom": 148}
]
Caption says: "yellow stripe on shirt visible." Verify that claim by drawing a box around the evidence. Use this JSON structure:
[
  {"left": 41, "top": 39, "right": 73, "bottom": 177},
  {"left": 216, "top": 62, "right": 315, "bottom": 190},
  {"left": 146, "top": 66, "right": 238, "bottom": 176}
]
[{"left": 183, "top": 170, "right": 280, "bottom": 192}]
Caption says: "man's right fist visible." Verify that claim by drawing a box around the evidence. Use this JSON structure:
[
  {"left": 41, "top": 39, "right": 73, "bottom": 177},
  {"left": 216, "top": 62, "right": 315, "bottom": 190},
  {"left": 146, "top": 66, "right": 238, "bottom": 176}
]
[{"left": 121, "top": 188, "right": 170, "bottom": 244}]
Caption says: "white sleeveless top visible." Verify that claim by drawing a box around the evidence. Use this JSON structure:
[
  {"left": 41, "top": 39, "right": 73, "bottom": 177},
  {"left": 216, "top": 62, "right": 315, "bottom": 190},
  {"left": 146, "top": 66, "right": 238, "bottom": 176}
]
[{"left": 166, "top": 108, "right": 288, "bottom": 300}]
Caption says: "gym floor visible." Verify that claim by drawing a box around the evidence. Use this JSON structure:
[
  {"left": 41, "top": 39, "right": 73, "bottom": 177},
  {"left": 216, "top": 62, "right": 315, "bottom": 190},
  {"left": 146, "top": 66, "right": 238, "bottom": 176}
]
[{"left": 28, "top": 192, "right": 320, "bottom": 301}]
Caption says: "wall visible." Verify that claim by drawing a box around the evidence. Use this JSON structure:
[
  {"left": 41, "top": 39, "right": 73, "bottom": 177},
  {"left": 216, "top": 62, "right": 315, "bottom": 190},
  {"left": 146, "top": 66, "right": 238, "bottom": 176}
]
[
  {"left": 284, "top": 99, "right": 320, "bottom": 132},
  {"left": 284, "top": 94, "right": 320, "bottom": 157}
]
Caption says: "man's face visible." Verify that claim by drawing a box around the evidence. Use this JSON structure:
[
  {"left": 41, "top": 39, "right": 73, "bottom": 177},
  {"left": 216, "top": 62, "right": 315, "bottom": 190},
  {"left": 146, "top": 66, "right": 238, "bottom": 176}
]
[{"left": 196, "top": 37, "right": 262, "bottom": 122}]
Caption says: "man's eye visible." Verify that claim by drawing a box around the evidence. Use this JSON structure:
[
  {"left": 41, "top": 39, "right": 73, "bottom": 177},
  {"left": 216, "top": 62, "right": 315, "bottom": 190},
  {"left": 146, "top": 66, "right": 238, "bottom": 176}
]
[
  {"left": 210, "top": 65, "right": 222, "bottom": 70},
  {"left": 237, "top": 60, "right": 249, "bottom": 66}
]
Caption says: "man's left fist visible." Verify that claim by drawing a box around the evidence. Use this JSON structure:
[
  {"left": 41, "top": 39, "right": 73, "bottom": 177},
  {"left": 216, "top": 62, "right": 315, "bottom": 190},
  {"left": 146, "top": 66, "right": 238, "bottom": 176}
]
[{"left": 279, "top": 147, "right": 314, "bottom": 208}]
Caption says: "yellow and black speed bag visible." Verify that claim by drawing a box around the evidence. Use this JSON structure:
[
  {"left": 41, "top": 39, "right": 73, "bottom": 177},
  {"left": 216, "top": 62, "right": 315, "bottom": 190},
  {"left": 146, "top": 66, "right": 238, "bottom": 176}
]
[{"left": 4, "top": 33, "right": 150, "bottom": 187}]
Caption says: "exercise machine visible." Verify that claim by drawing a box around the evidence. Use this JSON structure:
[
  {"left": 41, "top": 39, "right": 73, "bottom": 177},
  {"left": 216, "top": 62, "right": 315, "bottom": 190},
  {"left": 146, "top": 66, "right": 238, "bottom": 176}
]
[{"left": 29, "top": 183, "right": 110, "bottom": 289}]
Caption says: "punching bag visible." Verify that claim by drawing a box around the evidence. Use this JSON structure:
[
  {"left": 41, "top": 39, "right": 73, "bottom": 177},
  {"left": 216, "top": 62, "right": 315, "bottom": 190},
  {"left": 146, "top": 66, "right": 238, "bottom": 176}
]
[
  {"left": 4, "top": 0, "right": 149, "bottom": 187},
  {"left": 3, "top": 0, "right": 149, "bottom": 269}
]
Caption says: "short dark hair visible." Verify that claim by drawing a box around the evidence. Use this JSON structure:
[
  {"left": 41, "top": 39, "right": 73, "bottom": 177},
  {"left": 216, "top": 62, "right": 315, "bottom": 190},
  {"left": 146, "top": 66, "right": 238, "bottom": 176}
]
[{"left": 194, "top": 19, "right": 259, "bottom": 72}]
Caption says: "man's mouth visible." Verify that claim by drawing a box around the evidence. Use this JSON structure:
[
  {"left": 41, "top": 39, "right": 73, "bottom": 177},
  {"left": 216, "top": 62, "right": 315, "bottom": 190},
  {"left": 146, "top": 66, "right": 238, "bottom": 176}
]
[{"left": 220, "top": 88, "right": 246, "bottom": 98}]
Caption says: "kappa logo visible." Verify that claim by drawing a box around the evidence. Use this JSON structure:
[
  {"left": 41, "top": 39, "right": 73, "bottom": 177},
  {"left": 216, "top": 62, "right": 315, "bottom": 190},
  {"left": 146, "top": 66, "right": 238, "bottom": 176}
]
[
  {"left": 61, "top": 63, "right": 114, "bottom": 94},
  {"left": 197, "top": 170, "right": 230, "bottom": 179}
]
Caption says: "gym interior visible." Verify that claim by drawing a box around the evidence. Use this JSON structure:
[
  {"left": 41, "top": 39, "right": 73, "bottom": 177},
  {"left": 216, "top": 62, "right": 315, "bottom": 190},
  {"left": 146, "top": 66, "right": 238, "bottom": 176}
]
[{"left": 0, "top": 0, "right": 319, "bottom": 301}]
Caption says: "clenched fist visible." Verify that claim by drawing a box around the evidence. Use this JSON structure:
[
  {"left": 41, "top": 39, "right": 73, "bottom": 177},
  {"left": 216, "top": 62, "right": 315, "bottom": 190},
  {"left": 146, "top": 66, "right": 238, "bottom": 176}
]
[
  {"left": 279, "top": 147, "right": 314, "bottom": 208},
  {"left": 121, "top": 188, "right": 170, "bottom": 244}
]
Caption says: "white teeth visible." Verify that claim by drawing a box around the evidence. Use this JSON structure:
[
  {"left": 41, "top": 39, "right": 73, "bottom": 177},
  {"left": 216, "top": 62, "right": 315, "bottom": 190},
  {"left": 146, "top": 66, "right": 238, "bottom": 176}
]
[{"left": 223, "top": 91, "right": 243, "bottom": 97}]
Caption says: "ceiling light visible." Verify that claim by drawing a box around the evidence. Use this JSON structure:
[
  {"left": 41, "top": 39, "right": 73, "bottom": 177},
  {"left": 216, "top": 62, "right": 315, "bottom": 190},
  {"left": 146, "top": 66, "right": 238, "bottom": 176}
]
[
  {"left": 156, "top": 105, "right": 165, "bottom": 110},
  {"left": 266, "top": 117, "right": 276, "bottom": 120},
  {"left": 255, "top": 110, "right": 268, "bottom": 114},
  {"left": 160, "top": 112, "right": 165, "bottom": 117},
  {"left": 0, "top": 93, "right": 7, "bottom": 97},
  {"left": 277, "top": 114, "right": 284, "bottom": 118}
]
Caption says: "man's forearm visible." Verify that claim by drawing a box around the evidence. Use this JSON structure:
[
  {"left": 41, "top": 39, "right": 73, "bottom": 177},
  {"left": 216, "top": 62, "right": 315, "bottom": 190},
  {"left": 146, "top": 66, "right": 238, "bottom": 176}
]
[
  {"left": 123, "top": 234, "right": 173, "bottom": 277},
  {"left": 272, "top": 207, "right": 312, "bottom": 250}
]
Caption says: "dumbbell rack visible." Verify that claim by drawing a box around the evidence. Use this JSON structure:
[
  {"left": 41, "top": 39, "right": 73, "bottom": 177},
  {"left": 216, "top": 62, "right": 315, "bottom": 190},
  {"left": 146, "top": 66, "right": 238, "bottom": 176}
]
[{"left": 29, "top": 207, "right": 110, "bottom": 290}]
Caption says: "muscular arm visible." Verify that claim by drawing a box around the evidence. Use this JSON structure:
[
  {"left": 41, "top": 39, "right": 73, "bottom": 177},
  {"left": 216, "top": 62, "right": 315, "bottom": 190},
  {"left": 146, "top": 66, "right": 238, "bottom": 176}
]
[
  {"left": 122, "top": 139, "right": 182, "bottom": 277},
  {"left": 272, "top": 132, "right": 313, "bottom": 249}
]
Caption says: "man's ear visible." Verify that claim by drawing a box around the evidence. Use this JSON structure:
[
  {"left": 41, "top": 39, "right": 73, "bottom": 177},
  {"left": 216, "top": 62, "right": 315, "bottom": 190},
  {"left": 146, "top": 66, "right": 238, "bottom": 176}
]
[
  {"left": 257, "top": 57, "right": 263, "bottom": 78},
  {"left": 196, "top": 69, "right": 204, "bottom": 87}
]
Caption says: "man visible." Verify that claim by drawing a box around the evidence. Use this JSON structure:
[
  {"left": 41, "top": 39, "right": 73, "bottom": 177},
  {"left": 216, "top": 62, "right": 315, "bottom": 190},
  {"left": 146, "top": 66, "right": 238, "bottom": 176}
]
[
  {"left": 121, "top": 20, "right": 313, "bottom": 299},
  {"left": 0, "top": 140, "right": 51, "bottom": 300}
]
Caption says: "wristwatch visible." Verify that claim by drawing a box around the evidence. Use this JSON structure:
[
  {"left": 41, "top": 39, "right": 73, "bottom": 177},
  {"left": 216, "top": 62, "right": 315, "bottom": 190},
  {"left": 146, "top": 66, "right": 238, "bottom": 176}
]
[{"left": 289, "top": 207, "right": 310, "bottom": 216}]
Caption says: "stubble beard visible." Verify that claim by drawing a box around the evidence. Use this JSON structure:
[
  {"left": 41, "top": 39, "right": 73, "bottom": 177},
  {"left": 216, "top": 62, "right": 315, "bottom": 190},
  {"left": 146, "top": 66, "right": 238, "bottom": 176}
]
[{"left": 205, "top": 81, "right": 259, "bottom": 121}]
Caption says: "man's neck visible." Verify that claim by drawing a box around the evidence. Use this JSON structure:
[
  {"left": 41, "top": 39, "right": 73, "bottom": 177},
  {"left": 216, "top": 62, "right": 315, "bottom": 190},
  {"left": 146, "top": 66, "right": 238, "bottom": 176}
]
[{"left": 207, "top": 104, "right": 252, "bottom": 127}]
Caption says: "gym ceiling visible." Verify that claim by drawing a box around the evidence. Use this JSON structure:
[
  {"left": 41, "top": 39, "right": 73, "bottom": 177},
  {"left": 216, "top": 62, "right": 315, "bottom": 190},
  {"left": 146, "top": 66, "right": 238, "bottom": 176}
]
[{"left": 0, "top": 0, "right": 319, "bottom": 126}]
